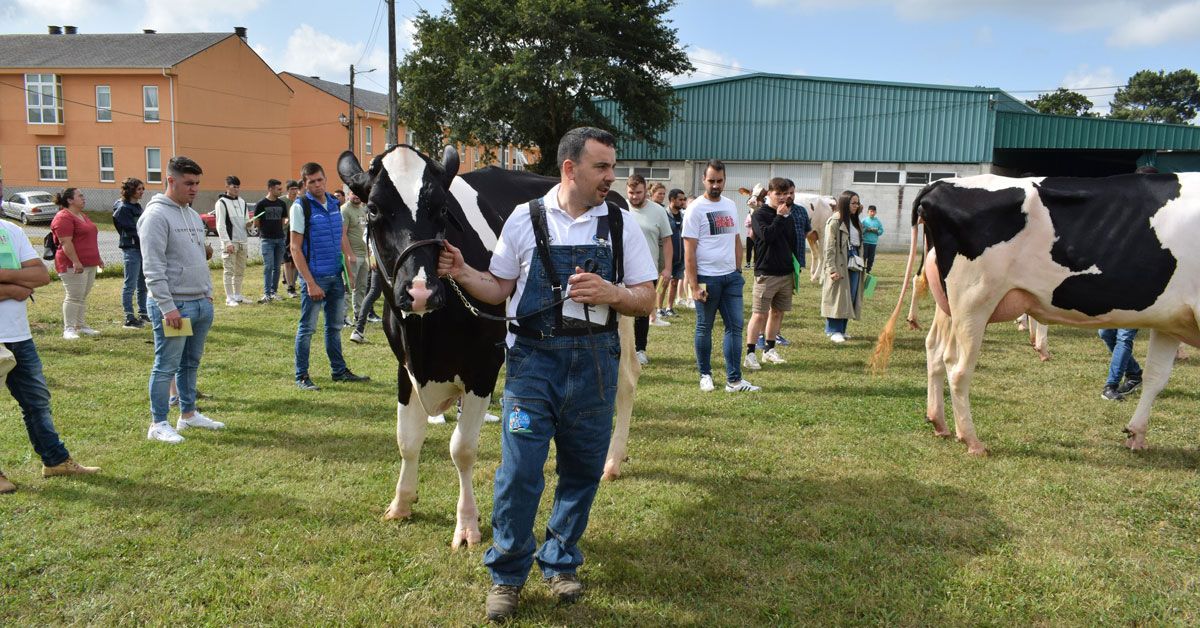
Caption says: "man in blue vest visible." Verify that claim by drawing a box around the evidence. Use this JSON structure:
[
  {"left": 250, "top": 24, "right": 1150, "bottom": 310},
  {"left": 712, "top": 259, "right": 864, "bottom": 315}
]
[
  {"left": 438, "top": 127, "right": 657, "bottom": 622},
  {"left": 289, "top": 162, "right": 370, "bottom": 391}
]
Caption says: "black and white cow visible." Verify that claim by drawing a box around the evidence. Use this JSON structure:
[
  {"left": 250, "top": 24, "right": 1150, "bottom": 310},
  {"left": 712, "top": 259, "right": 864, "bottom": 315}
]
[
  {"left": 338, "top": 144, "right": 640, "bottom": 548},
  {"left": 873, "top": 173, "right": 1200, "bottom": 454}
]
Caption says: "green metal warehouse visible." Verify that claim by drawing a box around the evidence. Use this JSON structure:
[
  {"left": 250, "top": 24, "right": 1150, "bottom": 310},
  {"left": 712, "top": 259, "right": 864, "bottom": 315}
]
[{"left": 598, "top": 73, "right": 1200, "bottom": 251}]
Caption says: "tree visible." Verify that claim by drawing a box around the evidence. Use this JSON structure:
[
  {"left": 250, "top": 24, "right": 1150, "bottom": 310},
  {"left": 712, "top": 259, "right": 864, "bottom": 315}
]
[
  {"left": 1109, "top": 69, "right": 1200, "bottom": 124},
  {"left": 396, "top": 0, "right": 693, "bottom": 175},
  {"left": 1025, "top": 88, "right": 1097, "bottom": 117}
]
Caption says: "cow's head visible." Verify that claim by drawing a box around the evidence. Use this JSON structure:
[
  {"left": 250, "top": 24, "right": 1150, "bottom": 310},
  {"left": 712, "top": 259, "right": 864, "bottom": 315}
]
[{"left": 338, "top": 144, "right": 464, "bottom": 316}]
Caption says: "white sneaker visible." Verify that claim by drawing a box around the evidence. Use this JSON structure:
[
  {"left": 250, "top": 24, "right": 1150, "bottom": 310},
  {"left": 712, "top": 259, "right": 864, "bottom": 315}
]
[
  {"left": 635, "top": 350, "right": 649, "bottom": 366},
  {"left": 699, "top": 374, "right": 715, "bottom": 392},
  {"left": 177, "top": 411, "right": 225, "bottom": 431},
  {"left": 830, "top": 333, "right": 846, "bottom": 344},
  {"left": 78, "top": 326, "right": 101, "bottom": 337},
  {"left": 762, "top": 348, "right": 787, "bottom": 364},
  {"left": 458, "top": 411, "right": 501, "bottom": 423},
  {"left": 743, "top": 352, "right": 762, "bottom": 370},
  {"left": 427, "top": 414, "right": 446, "bottom": 424},
  {"left": 725, "top": 379, "right": 761, "bottom": 393},
  {"left": 226, "top": 298, "right": 240, "bottom": 307},
  {"left": 350, "top": 330, "right": 366, "bottom": 344},
  {"left": 147, "top": 421, "right": 184, "bottom": 444},
  {"left": 62, "top": 327, "right": 81, "bottom": 340},
  {"left": 235, "top": 294, "right": 247, "bottom": 303},
  {"left": 649, "top": 318, "right": 670, "bottom": 327},
  {"left": 685, "top": 299, "right": 696, "bottom": 309}
]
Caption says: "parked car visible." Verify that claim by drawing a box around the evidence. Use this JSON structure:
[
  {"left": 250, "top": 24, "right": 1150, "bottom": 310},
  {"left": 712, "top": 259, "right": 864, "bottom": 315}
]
[
  {"left": 201, "top": 211, "right": 217, "bottom": 236},
  {"left": 2, "top": 191, "right": 57, "bottom": 224}
]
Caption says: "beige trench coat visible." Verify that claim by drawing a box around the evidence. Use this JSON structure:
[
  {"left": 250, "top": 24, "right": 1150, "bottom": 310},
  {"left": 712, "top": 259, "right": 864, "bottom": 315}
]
[{"left": 820, "top": 216, "right": 864, "bottom": 320}]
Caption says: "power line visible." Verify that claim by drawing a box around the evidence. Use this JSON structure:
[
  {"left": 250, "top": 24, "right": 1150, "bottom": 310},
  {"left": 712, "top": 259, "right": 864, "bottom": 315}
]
[{"left": 356, "top": 0, "right": 386, "bottom": 67}]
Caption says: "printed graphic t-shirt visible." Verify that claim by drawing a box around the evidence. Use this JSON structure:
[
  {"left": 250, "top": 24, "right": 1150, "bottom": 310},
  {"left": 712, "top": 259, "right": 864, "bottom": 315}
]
[{"left": 681, "top": 195, "right": 740, "bottom": 276}]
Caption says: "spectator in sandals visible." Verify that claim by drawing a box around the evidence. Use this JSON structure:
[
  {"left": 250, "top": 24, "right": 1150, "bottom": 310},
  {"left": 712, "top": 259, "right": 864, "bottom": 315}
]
[
  {"left": 114, "top": 177, "right": 149, "bottom": 328},
  {"left": 50, "top": 188, "right": 103, "bottom": 339}
]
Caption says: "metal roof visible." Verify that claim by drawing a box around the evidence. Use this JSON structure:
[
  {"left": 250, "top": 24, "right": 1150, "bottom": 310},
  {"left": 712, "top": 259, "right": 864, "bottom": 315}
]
[
  {"left": 599, "top": 73, "right": 1033, "bottom": 163},
  {"left": 281, "top": 72, "right": 389, "bottom": 115},
  {"left": 994, "top": 111, "right": 1200, "bottom": 150},
  {"left": 0, "top": 32, "right": 232, "bottom": 69}
]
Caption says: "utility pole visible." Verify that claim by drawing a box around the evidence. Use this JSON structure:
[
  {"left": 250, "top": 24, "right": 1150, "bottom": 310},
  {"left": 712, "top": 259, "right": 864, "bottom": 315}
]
[
  {"left": 387, "top": 0, "right": 398, "bottom": 148},
  {"left": 348, "top": 64, "right": 356, "bottom": 152}
]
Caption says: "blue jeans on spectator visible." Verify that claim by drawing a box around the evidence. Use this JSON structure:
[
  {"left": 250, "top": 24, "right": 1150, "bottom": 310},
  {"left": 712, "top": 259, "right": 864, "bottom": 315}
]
[
  {"left": 148, "top": 298, "right": 214, "bottom": 424},
  {"left": 5, "top": 338, "right": 70, "bottom": 467},
  {"left": 1099, "top": 328, "right": 1143, "bottom": 388},
  {"left": 863, "top": 243, "right": 878, "bottom": 273},
  {"left": 260, "top": 238, "right": 286, "bottom": 296},
  {"left": 825, "top": 269, "right": 861, "bottom": 335},
  {"left": 694, "top": 271, "right": 745, "bottom": 383},
  {"left": 121, "top": 248, "right": 148, "bottom": 317},
  {"left": 295, "top": 274, "right": 348, "bottom": 380}
]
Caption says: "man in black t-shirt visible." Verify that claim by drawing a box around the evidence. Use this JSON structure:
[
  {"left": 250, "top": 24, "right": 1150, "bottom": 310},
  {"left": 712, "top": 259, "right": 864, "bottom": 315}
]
[{"left": 255, "top": 178, "right": 290, "bottom": 302}]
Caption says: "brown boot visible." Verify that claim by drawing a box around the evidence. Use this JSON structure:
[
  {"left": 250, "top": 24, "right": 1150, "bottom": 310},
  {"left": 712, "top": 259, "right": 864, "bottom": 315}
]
[
  {"left": 485, "top": 584, "right": 521, "bottom": 623},
  {"left": 0, "top": 472, "right": 15, "bottom": 494},
  {"left": 545, "top": 573, "right": 584, "bottom": 604},
  {"left": 42, "top": 457, "right": 101, "bottom": 478}
]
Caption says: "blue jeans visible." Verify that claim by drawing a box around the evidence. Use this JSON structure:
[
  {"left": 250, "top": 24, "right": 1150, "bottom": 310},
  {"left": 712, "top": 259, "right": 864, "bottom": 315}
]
[
  {"left": 1099, "top": 328, "right": 1143, "bottom": 387},
  {"left": 5, "top": 339, "right": 70, "bottom": 466},
  {"left": 863, "top": 243, "right": 878, "bottom": 273},
  {"left": 825, "top": 269, "right": 861, "bottom": 335},
  {"left": 294, "top": 274, "right": 348, "bottom": 380},
  {"left": 484, "top": 335, "right": 619, "bottom": 585},
  {"left": 694, "top": 271, "right": 745, "bottom": 383},
  {"left": 121, "top": 248, "right": 148, "bottom": 317},
  {"left": 148, "top": 298, "right": 214, "bottom": 424},
  {"left": 260, "top": 238, "right": 286, "bottom": 296}
]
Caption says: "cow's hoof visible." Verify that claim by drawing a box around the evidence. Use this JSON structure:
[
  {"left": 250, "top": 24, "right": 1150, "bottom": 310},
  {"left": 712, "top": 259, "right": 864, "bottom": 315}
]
[
  {"left": 926, "top": 416, "right": 951, "bottom": 437},
  {"left": 1037, "top": 350, "right": 1051, "bottom": 362},
  {"left": 1125, "top": 435, "right": 1148, "bottom": 451},
  {"left": 602, "top": 459, "right": 623, "bottom": 481},
  {"left": 451, "top": 527, "right": 482, "bottom": 550},
  {"left": 965, "top": 443, "right": 988, "bottom": 456},
  {"left": 383, "top": 499, "right": 414, "bottom": 521}
]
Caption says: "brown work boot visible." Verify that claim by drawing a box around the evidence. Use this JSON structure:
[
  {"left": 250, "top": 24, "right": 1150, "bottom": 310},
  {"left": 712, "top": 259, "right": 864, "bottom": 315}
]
[
  {"left": 0, "top": 471, "right": 15, "bottom": 494},
  {"left": 42, "top": 457, "right": 101, "bottom": 478},
  {"left": 545, "top": 573, "right": 584, "bottom": 604},
  {"left": 485, "top": 584, "right": 522, "bottom": 623}
]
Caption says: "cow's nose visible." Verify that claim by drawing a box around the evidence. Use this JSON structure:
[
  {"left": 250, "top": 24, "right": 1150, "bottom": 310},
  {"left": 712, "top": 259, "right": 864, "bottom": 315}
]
[{"left": 407, "top": 276, "right": 433, "bottom": 313}]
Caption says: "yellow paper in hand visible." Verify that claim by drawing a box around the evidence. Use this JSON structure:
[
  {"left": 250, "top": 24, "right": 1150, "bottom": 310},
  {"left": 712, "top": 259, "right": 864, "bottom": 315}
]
[{"left": 163, "top": 317, "right": 193, "bottom": 337}]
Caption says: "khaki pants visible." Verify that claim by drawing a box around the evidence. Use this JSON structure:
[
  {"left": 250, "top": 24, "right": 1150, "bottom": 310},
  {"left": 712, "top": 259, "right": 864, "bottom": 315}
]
[
  {"left": 221, "top": 241, "right": 247, "bottom": 300},
  {"left": 60, "top": 266, "right": 97, "bottom": 330},
  {"left": 347, "top": 256, "right": 370, "bottom": 319}
]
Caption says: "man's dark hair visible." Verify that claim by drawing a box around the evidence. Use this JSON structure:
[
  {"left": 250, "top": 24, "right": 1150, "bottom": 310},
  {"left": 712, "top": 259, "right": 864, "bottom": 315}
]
[
  {"left": 120, "top": 177, "right": 144, "bottom": 202},
  {"left": 767, "top": 177, "right": 792, "bottom": 193},
  {"left": 300, "top": 162, "right": 324, "bottom": 183},
  {"left": 225, "top": 175, "right": 241, "bottom": 186},
  {"left": 1135, "top": 165, "right": 1160, "bottom": 174},
  {"left": 167, "top": 156, "right": 203, "bottom": 178},
  {"left": 285, "top": 180, "right": 301, "bottom": 190},
  {"left": 867, "top": 205, "right": 877, "bottom": 211},
  {"left": 556, "top": 127, "right": 616, "bottom": 169},
  {"left": 266, "top": 178, "right": 282, "bottom": 188},
  {"left": 627, "top": 173, "right": 647, "bottom": 187},
  {"left": 668, "top": 188, "right": 685, "bottom": 200},
  {"left": 704, "top": 159, "right": 726, "bottom": 174}
]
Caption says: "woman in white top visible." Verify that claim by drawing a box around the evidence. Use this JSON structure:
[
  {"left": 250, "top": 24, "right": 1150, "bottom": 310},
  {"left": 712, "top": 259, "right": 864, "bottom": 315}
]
[{"left": 820, "top": 191, "right": 866, "bottom": 343}]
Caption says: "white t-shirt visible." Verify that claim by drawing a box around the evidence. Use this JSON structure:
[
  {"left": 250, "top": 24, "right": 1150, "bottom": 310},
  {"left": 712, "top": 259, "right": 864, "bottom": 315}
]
[
  {"left": 681, "top": 195, "right": 740, "bottom": 276},
  {"left": 490, "top": 184, "right": 657, "bottom": 347},
  {"left": 0, "top": 221, "right": 39, "bottom": 342}
]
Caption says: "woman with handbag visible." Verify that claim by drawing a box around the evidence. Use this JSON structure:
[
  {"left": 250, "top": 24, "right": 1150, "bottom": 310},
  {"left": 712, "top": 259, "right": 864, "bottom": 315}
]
[
  {"left": 820, "top": 190, "right": 866, "bottom": 344},
  {"left": 49, "top": 188, "right": 103, "bottom": 339}
]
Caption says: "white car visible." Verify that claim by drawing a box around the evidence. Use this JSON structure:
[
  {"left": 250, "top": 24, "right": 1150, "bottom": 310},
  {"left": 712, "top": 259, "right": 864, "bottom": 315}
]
[{"left": 2, "top": 191, "right": 57, "bottom": 224}]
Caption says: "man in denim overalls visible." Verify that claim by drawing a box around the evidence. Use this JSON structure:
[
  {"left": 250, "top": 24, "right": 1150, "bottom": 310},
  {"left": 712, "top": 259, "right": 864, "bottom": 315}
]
[{"left": 438, "top": 127, "right": 657, "bottom": 622}]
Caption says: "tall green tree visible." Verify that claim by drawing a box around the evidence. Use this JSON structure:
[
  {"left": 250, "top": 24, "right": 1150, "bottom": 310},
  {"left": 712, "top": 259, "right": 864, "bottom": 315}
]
[
  {"left": 1109, "top": 69, "right": 1200, "bottom": 124},
  {"left": 396, "top": 0, "right": 693, "bottom": 175},
  {"left": 1025, "top": 88, "right": 1097, "bottom": 117}
]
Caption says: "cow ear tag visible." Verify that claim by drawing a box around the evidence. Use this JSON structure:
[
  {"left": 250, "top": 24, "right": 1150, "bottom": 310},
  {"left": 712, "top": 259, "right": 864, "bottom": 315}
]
[{"left": 508, "top": 406, "right": 532, "bottom": 433}]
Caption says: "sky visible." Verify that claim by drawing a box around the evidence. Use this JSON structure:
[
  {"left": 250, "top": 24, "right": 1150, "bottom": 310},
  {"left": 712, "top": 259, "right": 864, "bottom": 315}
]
[{"left": 2, "top": 0, "right": 1199, "bottom": 115}]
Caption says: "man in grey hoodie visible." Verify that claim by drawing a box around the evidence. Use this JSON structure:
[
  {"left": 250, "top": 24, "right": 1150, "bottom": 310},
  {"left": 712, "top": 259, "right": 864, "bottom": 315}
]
[{"left": 138, "top": 155, "right": 226, "bottom": 444}]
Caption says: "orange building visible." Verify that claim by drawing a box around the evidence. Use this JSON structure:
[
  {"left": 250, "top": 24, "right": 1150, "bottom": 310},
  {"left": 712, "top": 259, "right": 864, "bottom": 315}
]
[{"left": 279, "top": 72, "right": 392, "bottom": 182}]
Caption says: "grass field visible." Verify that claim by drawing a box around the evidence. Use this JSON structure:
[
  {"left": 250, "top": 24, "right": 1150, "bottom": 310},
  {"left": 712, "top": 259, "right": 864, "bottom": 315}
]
[{"left": 2, "top": 252, "right": 1199, "bottom": 626}]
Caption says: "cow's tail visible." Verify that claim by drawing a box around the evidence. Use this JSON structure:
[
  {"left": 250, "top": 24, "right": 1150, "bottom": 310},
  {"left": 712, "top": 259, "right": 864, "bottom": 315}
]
[{"left": 869, "top": 186, "right": 932, "bottom": 375}]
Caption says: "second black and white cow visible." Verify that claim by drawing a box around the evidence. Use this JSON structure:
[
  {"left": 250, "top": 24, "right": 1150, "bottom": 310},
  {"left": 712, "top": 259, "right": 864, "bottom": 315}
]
[{"left": 873, "top": 173, "right": 1200, "bottom": 454}]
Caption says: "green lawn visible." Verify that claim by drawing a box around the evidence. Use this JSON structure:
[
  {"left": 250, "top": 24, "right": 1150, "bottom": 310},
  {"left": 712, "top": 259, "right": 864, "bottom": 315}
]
[{"left": 2, "top": 253, "right": 1198, "bottom": 625}]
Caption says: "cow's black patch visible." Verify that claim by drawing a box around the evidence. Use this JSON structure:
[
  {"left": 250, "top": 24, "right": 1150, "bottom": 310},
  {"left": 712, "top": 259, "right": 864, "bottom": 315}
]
[
  {"left": 916, "top": 180, "right": 1028, "bottom": 291},
  {"left": 1040, "top": 174, "right": 1180, "bottom": 316}
]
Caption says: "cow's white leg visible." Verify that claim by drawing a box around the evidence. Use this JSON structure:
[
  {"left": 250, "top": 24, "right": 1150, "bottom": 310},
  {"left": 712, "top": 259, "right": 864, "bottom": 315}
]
[
  {"left": 1123, "top": 330, "right": 1179, "bottom": 451},
  {"left": 449, "top": 392, "right": 488, "bottom": 549},
  {"left": 1016, "top": 313, "right": 1028, "bottom": 332},
  {"left": 925, "top": 308, "right": 951, "bottom": 437},
  {"left": 385, "top": 400, "right": 429, "bottom": 520},
  {"left": 1033, "top": 321, "right": 1051, "bottom": 362},
  {"left": 942, "top": 310, "right": 990, "bottom": 455},
  {"left": 605, "top": 315, "right": 639, "bottom": 481}
]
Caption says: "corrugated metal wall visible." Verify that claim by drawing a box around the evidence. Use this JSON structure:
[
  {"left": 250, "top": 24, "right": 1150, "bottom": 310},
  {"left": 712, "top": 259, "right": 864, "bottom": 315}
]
[
  {"left": 600, "top": 74, "right": 998, "bottom": 164},
  {"left": 994, "top": 112, "right": 1200, "bottom": 150}
]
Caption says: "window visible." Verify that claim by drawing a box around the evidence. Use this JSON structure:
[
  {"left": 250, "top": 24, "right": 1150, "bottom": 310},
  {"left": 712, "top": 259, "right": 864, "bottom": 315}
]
[
  {"left": 146, "top": 147, "right": 162, "bottom": 183},
  {"left": 931, "top": 171, "right": 956, "bottom": 182},
  {"left": 25, "top": 74, "right": 62, "bottom": 124},
  {"left": 143, "top": 86, "right": 160, "bottom": 122},
  {"left": 614, "top": 166, "right": 670, "bottom": 180},
  {"left": 99, "top": 147, "right": 115, "bottom": 182},
  {"left": 904, "top": 172, "right": 930, "bottom": 186},
  {"left": 365, "top": 126, "right": 373, "bottom": 154},
  {"left": 96, "top": 85, "right": 112, "bottom": 122},
  {"left": 38, "top": 146, "right": 67, "bottom": 180},
  {"left": 852, "top": 170, "right": 902, "bottom": 185}
]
